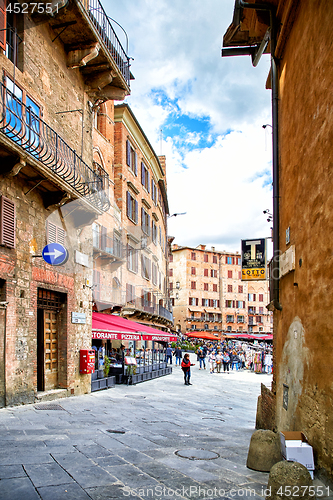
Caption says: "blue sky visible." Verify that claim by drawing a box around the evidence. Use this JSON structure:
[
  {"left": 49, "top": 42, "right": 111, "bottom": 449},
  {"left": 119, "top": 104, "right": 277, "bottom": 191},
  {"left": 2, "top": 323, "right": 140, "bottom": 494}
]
[{"left": 105, "top": 0, "right": 274, "bottom": 253}]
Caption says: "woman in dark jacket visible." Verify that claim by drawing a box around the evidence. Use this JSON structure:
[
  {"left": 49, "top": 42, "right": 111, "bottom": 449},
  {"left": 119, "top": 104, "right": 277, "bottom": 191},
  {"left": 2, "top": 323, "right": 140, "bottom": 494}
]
[{"left": 181, "top": 353, "right": 195, "bottom": 385}]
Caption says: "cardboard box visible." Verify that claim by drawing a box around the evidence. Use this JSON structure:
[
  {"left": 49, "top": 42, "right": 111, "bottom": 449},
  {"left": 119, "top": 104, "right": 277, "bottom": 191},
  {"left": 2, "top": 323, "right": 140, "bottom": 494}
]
[{"left": 280, "top": 432, "right": 315, "bottom": 473}]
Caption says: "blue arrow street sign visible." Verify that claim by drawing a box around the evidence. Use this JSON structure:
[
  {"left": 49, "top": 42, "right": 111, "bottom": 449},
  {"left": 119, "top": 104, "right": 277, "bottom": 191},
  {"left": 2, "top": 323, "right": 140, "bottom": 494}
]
[{"left": 42, "top": 243, "right": 68, "bottom": 266}]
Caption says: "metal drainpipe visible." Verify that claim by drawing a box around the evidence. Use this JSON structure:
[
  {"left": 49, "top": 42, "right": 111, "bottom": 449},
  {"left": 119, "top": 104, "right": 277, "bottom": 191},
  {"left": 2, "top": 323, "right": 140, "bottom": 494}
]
[
  {"left": 0, "top": 303, "right": 8, "bottom": 406},
  {"left": 238, "top": 0, "right": 282, "bottom": 309}
]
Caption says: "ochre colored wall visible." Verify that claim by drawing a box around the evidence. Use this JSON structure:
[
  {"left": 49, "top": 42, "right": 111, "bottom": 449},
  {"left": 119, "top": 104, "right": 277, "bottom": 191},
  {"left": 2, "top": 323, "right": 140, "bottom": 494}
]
[{"left": 275, "top": 0, "right": 333, "bottom": 477}]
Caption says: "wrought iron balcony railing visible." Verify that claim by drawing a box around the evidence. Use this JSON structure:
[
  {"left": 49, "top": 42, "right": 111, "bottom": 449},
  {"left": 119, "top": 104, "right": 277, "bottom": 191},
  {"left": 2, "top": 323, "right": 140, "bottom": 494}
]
[
  {"left": 80, "top": 0, "right": 130, "bottom": 86},
  {"left": 0, "top": 83, "right": 109, "bottom": 212}
]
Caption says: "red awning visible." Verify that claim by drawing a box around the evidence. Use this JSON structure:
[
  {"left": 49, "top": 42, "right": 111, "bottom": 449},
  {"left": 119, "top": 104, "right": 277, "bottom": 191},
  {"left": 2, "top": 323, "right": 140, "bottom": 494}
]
[
  {"left": 92, "top": 312, "right": 177, "bottom": 342},
  {"left": 186, "top": 331, "right": 220, "bottom": 341}
]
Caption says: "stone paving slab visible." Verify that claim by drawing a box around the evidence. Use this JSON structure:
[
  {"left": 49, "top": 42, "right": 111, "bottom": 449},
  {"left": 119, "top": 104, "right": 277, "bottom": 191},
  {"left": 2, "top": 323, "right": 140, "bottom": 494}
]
[{"left": 0, "top": 363, "right": 280, "bottom": 500}]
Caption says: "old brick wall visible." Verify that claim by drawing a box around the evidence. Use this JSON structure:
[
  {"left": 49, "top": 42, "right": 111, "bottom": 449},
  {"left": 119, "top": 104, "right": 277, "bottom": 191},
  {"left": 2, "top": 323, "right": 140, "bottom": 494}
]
[
  {"left": 0, "top": 16, "right": 93, "bottom": 166},
  {"left": 0, "top": 171, "right": 93, "bottom": 405},
  {"left": 275, "top": 0, "right": 333, "bottom": 478}
]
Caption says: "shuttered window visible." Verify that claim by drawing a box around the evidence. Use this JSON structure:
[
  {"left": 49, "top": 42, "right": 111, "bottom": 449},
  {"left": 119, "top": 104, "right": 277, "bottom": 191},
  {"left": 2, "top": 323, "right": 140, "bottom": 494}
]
[
  {"left": 0, "top": 195, "right": 15, "bottom": 248},
  {"left": 46, "top": 221, "right": 65, "bottom": 245},
  {"left": 0, "top": 0, "right": 6, "bottom": 51},
  {"left": 126, "top": 139, "right": 137, "bottom": 175},
  {"left": 126, "top": 191, "right": 138, "bottom": 223}
]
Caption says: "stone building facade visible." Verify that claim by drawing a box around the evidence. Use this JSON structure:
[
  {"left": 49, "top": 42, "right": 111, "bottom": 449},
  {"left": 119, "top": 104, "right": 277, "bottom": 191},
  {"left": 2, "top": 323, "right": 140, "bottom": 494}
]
[
  {"left": 0, "top": 0, "right": 130, "bottom": 406},
  {"left": 89, "top": 102, "right": 172, "bottom": 339},
  {"left": 170, "top": 244, "right": 272, "bottom": 337},
  {"left": 223, "top": 0, "right": 333, "bottom": 479}
]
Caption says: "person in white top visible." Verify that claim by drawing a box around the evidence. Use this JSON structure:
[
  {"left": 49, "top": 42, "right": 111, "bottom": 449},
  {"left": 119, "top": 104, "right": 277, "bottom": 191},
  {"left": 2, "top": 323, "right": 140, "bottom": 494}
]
[{"left": 208, "top": 351, "right": 216, "bottom": 373}]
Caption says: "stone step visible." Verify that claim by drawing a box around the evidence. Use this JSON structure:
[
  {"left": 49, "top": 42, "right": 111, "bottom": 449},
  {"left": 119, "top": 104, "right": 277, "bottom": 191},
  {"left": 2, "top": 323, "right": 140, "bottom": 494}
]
[{"left": 35, "top": 389, "right": 68, "bottom": 403}]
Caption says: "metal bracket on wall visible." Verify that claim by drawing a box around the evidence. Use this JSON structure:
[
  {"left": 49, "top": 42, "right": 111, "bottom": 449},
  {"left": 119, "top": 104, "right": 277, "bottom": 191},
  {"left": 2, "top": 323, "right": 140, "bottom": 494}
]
[{"left": 51, "top": 21, "right": 77, "bottom": 43}]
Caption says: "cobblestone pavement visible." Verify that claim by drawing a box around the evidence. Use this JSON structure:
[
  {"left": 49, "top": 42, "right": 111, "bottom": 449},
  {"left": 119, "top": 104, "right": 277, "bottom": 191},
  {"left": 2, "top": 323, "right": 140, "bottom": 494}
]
[{"left": 0, "top": 355, "right": 329, "bottom": 500}]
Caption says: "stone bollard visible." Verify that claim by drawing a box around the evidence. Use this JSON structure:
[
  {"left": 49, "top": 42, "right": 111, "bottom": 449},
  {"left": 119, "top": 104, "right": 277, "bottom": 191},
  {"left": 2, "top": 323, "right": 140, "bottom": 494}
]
[
  {"left": 265, "top": 461, "right": 313, "bottom": 500},
  {"left": 246, "top": 429, "right": 282, "bottom": 472}
]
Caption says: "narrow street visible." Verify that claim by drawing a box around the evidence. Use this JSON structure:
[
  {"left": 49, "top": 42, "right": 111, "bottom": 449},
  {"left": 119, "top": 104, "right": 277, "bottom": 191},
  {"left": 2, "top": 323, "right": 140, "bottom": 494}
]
[{"left": 0, "top": 356, "right": 273, "bottom": 500}]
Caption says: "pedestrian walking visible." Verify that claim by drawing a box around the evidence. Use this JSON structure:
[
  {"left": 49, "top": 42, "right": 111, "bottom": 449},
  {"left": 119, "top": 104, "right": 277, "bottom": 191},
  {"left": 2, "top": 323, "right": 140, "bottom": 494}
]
[
  {"left": 174, "top": 346, "right": 182, "bottom": 366},
  {"left": 198, "top": 348, "right": 206, "bottom": 370},
  {"left": 165, "top": 345, "right": 173, "bottom": 364},
  {"left": 181, "top": 353, "right": 195, "bottom": 385}
]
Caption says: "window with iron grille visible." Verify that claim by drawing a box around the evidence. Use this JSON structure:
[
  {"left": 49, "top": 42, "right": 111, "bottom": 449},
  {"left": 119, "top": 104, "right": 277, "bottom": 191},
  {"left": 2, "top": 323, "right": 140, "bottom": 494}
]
[{"left": 0, "top": 195, "right": 15, "bottom": 248}]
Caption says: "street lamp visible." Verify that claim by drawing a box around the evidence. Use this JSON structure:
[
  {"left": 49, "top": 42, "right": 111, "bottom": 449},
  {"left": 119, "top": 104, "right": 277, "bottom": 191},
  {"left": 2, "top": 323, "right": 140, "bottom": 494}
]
[{"left": 168, "top": 212, "right": 187, "bottom": 218}]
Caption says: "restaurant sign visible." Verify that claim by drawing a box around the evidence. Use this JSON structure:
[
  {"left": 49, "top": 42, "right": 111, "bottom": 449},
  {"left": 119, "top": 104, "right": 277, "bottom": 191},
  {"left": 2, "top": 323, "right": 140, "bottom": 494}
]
[
  {"left": 241, "top": 238, "right": 267, "bottom": 281},
  {"left": 92, "top": 331, "right": 142, "bottom": 341}
]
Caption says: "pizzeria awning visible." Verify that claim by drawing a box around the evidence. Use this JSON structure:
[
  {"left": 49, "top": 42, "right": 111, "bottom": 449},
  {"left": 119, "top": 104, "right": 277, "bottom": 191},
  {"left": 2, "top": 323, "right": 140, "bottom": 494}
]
[{"left": 92, "top": 312, "right": 178, "bottom": 342}]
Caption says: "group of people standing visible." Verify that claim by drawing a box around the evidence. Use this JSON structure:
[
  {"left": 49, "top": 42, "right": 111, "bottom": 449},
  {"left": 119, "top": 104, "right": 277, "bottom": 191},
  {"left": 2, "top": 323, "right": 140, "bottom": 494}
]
[
  {"left": 197, "top": 346, "right": 244, "bottom": 373},
  {"left": 164, "top": 342, "right": 273, "bottom": 386}
]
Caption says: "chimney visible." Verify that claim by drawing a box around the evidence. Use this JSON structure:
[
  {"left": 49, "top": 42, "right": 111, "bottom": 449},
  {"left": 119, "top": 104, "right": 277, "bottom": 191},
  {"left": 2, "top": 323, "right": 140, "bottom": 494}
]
[{"left": 211, "top": 246, "right": 215, "bottom": 251}]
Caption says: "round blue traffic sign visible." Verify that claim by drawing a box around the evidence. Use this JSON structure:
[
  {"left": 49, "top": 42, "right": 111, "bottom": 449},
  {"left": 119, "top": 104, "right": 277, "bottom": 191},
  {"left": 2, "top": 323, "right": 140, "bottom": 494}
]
[{"left": 42, "top": 243, "right": 68, "bottom": 266}]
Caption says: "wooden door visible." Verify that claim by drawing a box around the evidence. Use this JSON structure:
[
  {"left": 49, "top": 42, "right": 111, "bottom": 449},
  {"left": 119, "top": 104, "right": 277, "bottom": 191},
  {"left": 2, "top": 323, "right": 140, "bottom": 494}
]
[{"left": 44, "top": 310, "right": 58, "bottom": 390}]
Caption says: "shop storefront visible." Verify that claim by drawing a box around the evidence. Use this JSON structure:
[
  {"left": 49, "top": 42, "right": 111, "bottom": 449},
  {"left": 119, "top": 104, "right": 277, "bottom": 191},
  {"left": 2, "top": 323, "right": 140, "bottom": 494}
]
[{"left": 91, "top": 312, "right": 178, "bottom": 387}]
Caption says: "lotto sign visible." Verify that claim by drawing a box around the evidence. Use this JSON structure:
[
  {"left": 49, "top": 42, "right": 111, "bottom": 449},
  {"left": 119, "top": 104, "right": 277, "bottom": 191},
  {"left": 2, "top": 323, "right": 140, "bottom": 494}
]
[{"left": 241, "top": 239, "right": 267, "bottom": 281}]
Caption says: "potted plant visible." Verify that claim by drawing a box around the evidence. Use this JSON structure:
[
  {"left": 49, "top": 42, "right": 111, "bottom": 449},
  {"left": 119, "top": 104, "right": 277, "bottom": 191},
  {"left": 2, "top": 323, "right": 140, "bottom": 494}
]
[{"left": 103, "top": 355, "right": 111, "bottom": 378}]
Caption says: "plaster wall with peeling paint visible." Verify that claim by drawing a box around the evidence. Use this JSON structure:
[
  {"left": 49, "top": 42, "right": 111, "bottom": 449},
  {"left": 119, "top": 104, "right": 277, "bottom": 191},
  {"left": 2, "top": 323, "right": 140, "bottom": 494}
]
[{"left": 273, "top": 0, "right": 333, "bottom": 479}]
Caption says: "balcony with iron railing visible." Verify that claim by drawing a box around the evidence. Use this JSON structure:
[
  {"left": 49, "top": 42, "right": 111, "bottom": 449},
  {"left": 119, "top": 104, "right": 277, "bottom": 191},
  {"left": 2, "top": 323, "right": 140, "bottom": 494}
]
[
  {"left": 81, "top": 0, "right": 130, "bottom": 86},
  {"left": 92, "top": 284, "right": 173, "bottom": 324},
  {"left": 93, "top": 228, "right": 123, "bottom": 260},
  {"left": 124, "top": 294, "right": 173, "bottom": 324},
  {"left": 0, "top": 83, "right": 109, "bottom": 212},
  {"left": 35, "top": 0, "right": 132, "bottom": 99}
]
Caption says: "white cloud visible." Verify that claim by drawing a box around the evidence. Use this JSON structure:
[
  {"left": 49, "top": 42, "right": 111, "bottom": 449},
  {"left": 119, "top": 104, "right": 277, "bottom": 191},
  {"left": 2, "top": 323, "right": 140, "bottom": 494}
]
[{"left": 105, "top": 0, "right": 274, "bottom": 252}]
